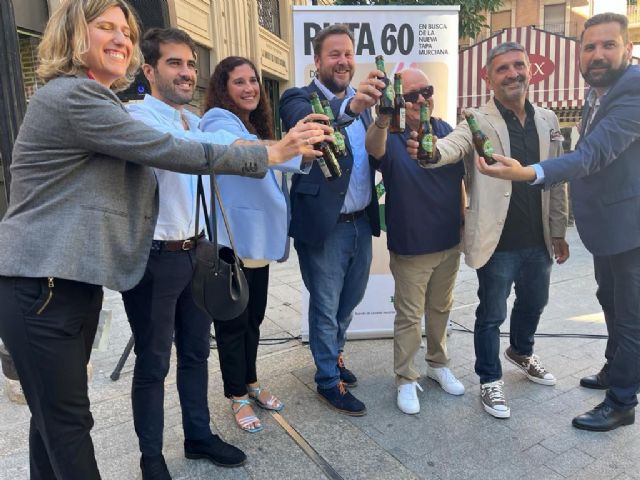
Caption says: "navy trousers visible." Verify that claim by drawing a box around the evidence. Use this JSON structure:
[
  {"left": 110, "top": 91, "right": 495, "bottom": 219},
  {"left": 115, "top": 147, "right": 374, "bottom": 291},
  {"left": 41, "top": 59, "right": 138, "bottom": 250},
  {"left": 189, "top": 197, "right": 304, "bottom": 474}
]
[
  {"left": 122, "top": 249, "right": 213, "bottom": 457},
  {"left": 594, "top": 246, "right": 640, "bottom": 411}
]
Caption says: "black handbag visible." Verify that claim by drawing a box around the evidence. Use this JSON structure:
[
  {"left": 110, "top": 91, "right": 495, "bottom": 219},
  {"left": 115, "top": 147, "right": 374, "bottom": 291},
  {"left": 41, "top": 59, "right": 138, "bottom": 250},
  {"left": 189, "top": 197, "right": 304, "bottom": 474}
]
[{"left": 191, "top": 172, "right": 248, "bottom": 321}]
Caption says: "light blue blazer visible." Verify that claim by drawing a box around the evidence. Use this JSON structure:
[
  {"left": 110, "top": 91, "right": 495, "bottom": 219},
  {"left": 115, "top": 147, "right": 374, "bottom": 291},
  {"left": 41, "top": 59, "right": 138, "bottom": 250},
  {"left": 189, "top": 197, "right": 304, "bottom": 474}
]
[{"left": 200, "top": 108, "right": 309, "bottom": 262}]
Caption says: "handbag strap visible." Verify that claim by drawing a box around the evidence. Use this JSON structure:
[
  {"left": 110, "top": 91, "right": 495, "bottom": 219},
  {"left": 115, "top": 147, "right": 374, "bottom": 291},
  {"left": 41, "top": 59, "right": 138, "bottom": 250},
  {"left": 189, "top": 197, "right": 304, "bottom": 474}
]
[
  {"left": 194, "top": 144, "right": 240, "bottom": 256},
  {"left": 196, "top": 143, "right": 238, "bottom": 255},
  {"left": 195, "top": 176, "right": 212, "bottom": 239}
]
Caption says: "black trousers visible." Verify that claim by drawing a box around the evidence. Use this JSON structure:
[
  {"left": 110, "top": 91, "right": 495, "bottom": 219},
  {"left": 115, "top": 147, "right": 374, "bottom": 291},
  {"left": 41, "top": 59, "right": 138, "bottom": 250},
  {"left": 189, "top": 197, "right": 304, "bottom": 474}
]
[
  {"left": 121, "top": 249, "right": 213, "bottom": 457},
  {"left": 0, "top": 276, "right": 103, "bottom": 480},
  {"left": 594, "top": 245, "right": 640, "bottom": 410},
  {"left": 213, "top": 265, "right": 269, "bottom": 397}
]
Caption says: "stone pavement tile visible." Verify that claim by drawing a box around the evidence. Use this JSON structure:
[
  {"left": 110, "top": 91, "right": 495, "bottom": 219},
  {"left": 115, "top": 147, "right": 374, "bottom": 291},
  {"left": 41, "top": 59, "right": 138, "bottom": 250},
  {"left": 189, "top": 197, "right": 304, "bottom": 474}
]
[
  {"left": 0, "top": 452, "right": 29, "bottom": 480},
  {"left": 545, "top": 447, "right": 595, "bottom": 477},
  {"left": 0, "top": 419, "right": 28, "bottom": 457},
  {"left": 567, "top": 451, "right": 639, "bottom": 480},
  {"left": 267, "top": 283, "right": 301, "bottom": 305},
  {"left": 89, "top": 392, "right": 135, "bottom": 431},
  {"left": 519, "top": 465, "right": 565, "bottom": 480},
  {"left": 612, "top": 474, "right": 640, "bottom": 480},
  {"left": 266, "top": 304, "right": 303, "bottom": 333},
  {"left": 262, "top": 375, "right": 418, "bottom": 480},
  {"left": 0, "top": 389, "right": 30, "bottom": 429}
]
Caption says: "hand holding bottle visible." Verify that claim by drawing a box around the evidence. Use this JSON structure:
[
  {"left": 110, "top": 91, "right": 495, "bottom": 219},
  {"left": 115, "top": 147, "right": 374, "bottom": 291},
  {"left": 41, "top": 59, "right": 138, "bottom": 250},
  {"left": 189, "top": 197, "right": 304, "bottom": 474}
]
[
  {"left": 267, "top": 113, "right": 333, "bottom": 165},
  {"left": 350, "top": 70, "right": 385, "bottom": 115}
]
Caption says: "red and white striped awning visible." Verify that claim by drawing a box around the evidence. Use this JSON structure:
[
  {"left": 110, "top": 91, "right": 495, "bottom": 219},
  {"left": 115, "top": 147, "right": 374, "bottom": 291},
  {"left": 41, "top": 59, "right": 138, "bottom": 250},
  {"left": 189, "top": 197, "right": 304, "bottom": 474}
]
[{"left": 458, "top": 26, "right": 638, "bottom": 112}]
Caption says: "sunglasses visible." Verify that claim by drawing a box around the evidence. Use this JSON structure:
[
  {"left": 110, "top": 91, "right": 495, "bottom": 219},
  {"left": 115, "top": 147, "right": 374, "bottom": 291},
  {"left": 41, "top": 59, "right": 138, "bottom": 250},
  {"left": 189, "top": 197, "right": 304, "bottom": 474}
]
[{"left": 403, "top": 85, "right": 434, "bottom": 103}]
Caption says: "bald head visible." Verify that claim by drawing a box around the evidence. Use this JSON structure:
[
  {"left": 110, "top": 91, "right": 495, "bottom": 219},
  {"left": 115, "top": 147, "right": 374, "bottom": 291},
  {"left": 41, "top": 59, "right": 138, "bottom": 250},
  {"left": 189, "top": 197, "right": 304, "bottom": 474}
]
[
  {"left": 400, "top": 68, "right": 434, "bottom": 129},
  {"left": 401, "top": 68, "right": 430, "bottom": 88}
]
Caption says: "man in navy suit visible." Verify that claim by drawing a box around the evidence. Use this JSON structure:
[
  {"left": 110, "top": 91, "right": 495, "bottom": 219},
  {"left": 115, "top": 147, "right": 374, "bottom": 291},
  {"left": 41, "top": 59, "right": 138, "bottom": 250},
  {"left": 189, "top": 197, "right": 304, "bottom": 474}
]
[
  {"left": 279, "top": 24, "right": 383, "bottom": 415},
  {"left": 477, "top": 12, "right": 640, "bottom": 432}
]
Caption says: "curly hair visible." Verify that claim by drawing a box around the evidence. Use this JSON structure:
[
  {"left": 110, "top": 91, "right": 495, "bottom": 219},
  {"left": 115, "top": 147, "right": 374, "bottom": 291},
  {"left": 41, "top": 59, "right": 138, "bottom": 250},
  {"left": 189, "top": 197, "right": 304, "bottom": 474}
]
[
  {"left": 204, "top": 56, "right": 274, "bottom": 140},
  {"left": 36, "top": 0, "right": 143, "bottom": 92}
]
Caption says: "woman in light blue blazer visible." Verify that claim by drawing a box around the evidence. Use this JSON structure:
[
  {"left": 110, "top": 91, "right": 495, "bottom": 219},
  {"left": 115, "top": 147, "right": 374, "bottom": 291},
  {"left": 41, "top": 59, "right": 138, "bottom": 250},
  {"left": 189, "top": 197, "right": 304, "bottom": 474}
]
[{"left": 201, "top": 56, "right": 309, "bottom": 433}]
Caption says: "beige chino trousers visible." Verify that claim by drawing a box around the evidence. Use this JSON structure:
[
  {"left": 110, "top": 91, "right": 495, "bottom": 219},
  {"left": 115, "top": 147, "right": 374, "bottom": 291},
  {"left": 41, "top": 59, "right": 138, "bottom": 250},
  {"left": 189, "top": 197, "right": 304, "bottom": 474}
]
[{"left": 390, "top": 246, "right": 460, "bottom": 385}]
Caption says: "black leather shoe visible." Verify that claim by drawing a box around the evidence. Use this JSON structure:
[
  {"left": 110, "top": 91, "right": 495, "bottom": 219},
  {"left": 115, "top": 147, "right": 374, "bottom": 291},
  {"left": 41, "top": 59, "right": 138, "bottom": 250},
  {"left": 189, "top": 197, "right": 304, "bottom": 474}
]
[
  {"left": 184, "top": 435, "right": 246, "bottom": 468},
  {"left": 338, "top": 353, "right": 357, "bottom": 387},
  {"left": 140, "top": 454, "right": 171, "bottom": 480},
  {"left": 580, "top": 367, "right": 609, "bottom": 390},
  {"left": 572, "top": 403, "right": 635, "bottom": 432}
]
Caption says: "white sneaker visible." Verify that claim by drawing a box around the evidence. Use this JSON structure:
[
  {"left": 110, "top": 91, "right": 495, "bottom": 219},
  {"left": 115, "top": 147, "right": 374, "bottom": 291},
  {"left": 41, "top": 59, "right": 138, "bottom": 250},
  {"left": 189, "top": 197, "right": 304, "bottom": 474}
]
[
  {"left": 427, "top": 367, "right": 465, "bottom": 395},
  {"left": 396, "top": 381, "right": 423, "bottom": 414}
]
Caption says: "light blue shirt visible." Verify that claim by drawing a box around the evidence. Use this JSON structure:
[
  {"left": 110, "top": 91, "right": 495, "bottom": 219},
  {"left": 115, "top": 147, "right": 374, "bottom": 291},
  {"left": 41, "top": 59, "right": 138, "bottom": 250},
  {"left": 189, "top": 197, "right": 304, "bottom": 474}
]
[
  {"left": 200, "top": 107, "right": 309, "bottom": 262},
  {"left": 313, "top": 78, "right": 372, "bottom": 213},
  {"left": 127, "top": 95, "right": 238, "bottom": 240}
]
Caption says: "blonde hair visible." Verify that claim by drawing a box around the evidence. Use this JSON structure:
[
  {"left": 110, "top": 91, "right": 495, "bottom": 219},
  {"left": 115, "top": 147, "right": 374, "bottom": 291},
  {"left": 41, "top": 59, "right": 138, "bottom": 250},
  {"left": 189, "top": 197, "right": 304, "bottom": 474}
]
[{"left": 36, "top": 0, "right": 143, "bottom": 91}]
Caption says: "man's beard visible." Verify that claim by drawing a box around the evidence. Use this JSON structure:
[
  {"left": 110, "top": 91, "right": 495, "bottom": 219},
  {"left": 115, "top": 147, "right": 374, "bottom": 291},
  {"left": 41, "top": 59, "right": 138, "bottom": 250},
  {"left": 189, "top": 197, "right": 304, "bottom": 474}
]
[
  {"left": 581, "top": 58, "right": 628, "bottom": 88},
  {"left": 156, "top": 74, "right": 194, "bottom": 105},
  {"left": 317, "top": 69, "right": 352, "bottom": 95}
]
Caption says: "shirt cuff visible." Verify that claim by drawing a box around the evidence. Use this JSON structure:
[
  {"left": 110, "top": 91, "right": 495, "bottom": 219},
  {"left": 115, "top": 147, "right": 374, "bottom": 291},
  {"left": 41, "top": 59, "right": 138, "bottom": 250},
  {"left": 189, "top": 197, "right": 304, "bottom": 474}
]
[
  {"left": 337, "top": 99, "right": 356, "bottom": 123},
  {"left": 531, "top": 163, "right": 545, "bottom": 185}
]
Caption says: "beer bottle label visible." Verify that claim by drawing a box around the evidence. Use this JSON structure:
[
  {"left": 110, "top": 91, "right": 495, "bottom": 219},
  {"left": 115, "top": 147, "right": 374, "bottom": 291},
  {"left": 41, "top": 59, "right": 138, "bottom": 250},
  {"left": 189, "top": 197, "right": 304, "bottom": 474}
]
[
  {"left": 317, "top": 158, "right": 332, "bottom": 178},
  {"left": 399, "top": 108, "right": 406, "bottom": 130},
  {"left": 384, "top": 85, "right": 395, "bottom": 102},
  {"left": 375, "top": 181, "right": 385, "bottom": 199},
  {"left": 334, "top": 132, "right": 346, "bottom": 153},
  {"left": 483, "top": 139, "right": 494, "bottom": 157},
  {"left": 421, "top": 134, "right": 433, "bottom": 153}
]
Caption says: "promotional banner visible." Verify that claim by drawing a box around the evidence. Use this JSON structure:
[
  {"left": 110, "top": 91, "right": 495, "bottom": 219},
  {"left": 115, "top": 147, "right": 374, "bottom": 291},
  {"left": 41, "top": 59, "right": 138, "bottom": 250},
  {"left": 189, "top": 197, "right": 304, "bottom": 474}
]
[{"left": 293, "top": 5, "right": 459, "bottom": 340}]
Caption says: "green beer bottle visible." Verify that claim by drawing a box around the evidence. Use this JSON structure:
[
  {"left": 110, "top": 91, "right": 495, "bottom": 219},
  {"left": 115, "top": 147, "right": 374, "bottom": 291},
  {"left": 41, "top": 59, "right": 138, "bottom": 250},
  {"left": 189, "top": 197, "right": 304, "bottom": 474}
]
[
  {"left": 320, "top": 100, "right": 347, "bottom": 157},
  {"left": 464, "top": 111, "right": 495, "bottom": 165},
  {"left": 417, "top": 104, "right": 436, "bottom": 165},
  {"left": 375, "top": 55, "right": 394, "bottom": 115},
  {"left": 389, "top": 73, "right": 406, "bottom": 134},
  {"left": 309, "top": 92, "right": 342, "bottom": 180}
]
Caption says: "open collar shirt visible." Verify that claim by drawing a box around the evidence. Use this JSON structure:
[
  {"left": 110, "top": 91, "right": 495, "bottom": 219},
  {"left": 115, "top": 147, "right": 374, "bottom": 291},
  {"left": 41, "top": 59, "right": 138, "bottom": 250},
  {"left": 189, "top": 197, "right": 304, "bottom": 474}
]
[
  {"left": 313, "top": 78, "right": 372, "bottom": 213},
  {"left": 127, "top": 95, "right": 238, "bottom": 240}
]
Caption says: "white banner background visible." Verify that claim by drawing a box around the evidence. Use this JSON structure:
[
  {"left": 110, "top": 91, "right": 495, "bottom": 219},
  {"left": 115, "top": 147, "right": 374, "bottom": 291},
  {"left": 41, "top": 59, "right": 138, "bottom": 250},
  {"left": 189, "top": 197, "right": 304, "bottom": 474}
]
[{"left": 292, "top": 6, "right": 459, "bottom": 340}]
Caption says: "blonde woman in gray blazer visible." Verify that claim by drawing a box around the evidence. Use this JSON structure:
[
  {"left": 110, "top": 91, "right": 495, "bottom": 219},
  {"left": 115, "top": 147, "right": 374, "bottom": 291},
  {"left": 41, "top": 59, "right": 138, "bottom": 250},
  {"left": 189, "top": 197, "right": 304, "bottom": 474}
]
[{"left": 0, "top": 1, "right": 328, "bottom": 478}]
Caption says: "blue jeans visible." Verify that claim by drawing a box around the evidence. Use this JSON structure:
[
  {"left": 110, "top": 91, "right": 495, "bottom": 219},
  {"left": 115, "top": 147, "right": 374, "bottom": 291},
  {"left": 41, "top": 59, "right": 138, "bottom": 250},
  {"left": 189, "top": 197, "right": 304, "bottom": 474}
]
[
  {"left": 474, "top": 246, "right": 552, "bottom": 384},
  {"left": 295, "top": 216, "right": 372, "bottom": 389}
]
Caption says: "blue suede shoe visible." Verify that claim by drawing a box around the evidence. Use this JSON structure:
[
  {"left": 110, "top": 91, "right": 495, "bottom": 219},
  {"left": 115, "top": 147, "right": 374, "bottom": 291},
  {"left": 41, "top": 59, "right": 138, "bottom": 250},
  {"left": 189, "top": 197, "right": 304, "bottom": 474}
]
[
  {"left": 317, "top": 381, "right": 366, "bottom": 416},
  {"left": 338, "top": 353, "right": 358, "bottom": 387}
]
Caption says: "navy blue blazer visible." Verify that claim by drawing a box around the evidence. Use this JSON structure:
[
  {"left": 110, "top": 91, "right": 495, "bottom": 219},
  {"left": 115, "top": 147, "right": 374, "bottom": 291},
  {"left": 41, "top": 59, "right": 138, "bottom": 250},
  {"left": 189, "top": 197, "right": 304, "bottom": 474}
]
[
  {"left": 541, "top": 65, "right": 640, "bottom": 256},
  {"left": 279, "top": 82, "right": 381, "bottom": 246}
]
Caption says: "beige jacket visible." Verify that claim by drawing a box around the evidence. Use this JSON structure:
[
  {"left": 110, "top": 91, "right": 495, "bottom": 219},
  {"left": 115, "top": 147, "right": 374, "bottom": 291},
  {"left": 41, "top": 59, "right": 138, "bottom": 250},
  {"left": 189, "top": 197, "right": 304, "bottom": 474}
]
[{"left": 432, "top": 98, "right": 568, "bottom": 269}]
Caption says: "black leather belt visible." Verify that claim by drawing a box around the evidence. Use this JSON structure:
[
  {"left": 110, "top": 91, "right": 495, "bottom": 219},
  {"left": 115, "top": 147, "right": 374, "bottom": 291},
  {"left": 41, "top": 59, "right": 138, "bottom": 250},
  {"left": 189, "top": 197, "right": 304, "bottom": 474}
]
[
  {"left": 151, "top": 232, "right": 203, "bottom": 252},
  {"left": 338, "top": 209, "right": 366, "bottom": 223}
]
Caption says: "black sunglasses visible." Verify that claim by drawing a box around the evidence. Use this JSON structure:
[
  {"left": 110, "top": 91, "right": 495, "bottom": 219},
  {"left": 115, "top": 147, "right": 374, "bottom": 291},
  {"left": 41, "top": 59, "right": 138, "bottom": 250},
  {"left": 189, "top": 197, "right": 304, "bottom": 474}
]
[{"left": 403, "top": 85, "right": 434, "bottom": 103}]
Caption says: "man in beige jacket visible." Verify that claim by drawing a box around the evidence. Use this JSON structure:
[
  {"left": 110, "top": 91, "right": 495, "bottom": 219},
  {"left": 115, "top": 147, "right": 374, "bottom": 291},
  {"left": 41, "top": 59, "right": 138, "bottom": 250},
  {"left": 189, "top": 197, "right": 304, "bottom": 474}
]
[{"left": 409, "top": 42, "right": 569, "bottom": 419}]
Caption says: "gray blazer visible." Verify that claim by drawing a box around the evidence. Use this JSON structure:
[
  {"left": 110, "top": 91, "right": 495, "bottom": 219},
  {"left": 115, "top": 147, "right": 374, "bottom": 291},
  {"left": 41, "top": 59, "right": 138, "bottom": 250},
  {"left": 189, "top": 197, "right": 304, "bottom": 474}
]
[{"left": 0, "top": 76, "right": 268, "bottom": 291}]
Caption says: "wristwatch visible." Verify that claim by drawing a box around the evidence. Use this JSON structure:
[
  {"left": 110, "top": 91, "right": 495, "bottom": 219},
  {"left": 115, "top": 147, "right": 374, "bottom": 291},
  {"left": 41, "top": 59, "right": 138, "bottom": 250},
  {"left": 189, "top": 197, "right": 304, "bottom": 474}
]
[{"left": 344, "top": 99, "right": 356, "bottom": 118}]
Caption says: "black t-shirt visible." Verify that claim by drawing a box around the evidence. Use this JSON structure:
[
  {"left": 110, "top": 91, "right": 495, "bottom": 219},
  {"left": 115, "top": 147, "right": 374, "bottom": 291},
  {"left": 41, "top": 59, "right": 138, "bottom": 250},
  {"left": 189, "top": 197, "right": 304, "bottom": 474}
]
[{"left": 494, "top": 99, "right": 545, "bottom": 252}]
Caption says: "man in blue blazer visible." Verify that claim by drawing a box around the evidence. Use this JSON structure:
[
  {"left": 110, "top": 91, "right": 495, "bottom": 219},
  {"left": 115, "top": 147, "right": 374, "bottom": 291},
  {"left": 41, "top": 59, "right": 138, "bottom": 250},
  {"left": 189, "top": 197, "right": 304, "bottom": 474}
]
[
  {"left": 279, "top": 24, "right": 383, "bottom": 415},
  {"left": 477, "top": 13, "right": 640, "bottom": 432}
]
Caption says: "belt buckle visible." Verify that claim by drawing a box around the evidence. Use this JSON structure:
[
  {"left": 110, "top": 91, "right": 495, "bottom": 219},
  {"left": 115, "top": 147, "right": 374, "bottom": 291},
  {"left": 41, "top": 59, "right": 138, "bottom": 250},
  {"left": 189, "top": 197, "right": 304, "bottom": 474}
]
[{"left": 182, "top": 239, "right": 192, "bottom": 250}]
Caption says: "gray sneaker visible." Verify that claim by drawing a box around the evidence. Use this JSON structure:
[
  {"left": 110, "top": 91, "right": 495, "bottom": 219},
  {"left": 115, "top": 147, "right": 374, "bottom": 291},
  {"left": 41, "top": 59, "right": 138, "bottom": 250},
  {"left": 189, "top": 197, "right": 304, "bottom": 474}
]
[
  {"left": 480, "top": 380, "right": 510, "bottom": 418},
  {"left": 504, "top": 347, "right": 556, "bottom": 386}
]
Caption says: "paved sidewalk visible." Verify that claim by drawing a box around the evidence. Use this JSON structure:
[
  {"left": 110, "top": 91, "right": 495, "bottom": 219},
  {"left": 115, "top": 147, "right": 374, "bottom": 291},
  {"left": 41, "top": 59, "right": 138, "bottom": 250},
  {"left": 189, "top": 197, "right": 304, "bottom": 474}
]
[{"left": 1, "top": 226, "right": 638, "bottom": 479}]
